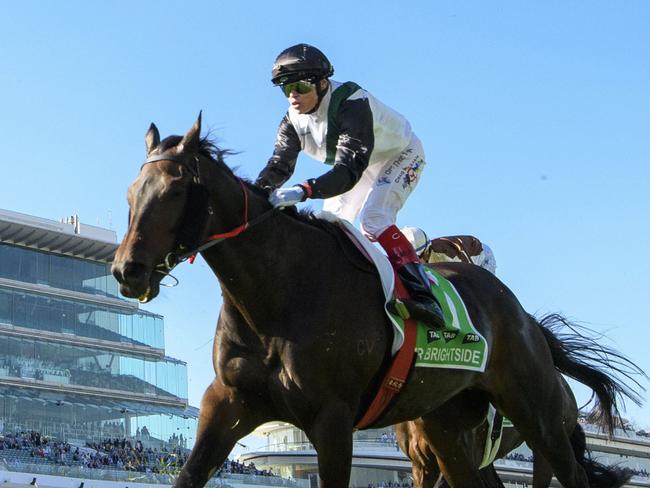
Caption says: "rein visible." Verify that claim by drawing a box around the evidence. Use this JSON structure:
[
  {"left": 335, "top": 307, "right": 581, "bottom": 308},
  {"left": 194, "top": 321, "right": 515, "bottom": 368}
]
[{"left": 141, "top": 152, "right": 275, "bottom": 282}]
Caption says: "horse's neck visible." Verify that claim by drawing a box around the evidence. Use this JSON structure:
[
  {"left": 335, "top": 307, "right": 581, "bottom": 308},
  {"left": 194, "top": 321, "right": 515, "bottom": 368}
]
[{"left": 202, "top": 210, "right": 321, "bottom": 330}]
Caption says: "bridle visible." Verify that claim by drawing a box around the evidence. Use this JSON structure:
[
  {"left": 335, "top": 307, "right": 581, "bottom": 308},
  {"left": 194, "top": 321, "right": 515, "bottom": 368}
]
[{"left": 140, "top": 151, "right": 275, "bottom": 284}]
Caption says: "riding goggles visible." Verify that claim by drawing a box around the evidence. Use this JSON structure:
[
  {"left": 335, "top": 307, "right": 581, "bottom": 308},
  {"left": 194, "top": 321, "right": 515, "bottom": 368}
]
[{"left": 280, "top": 80, "right": 315, "bottom": 97}]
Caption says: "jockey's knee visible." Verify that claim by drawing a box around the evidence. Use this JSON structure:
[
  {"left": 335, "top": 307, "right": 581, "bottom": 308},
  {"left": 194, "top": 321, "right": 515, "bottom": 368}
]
[
  {"left": 360, "top": 221, "right": 391, "bottom": 241},
  {"left": 360, "top": 210, "right": 396, "bottom": 240}
]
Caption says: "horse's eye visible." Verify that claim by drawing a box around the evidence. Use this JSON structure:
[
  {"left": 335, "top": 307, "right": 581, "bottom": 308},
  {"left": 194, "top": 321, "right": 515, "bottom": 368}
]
[{"left": 164, "top": 184, "right": 185, "bottom": 199}]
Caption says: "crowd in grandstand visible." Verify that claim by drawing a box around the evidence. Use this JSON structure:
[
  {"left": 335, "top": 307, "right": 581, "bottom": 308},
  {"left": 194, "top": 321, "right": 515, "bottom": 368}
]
[
  {"left": 502, "top": 452, "right": 650, "bottom": 479},
  {"left": 0, "top": 428, "right": 648, "bottom": 481},
  {"left": 0, "top": 430, "right": 275, "bottom": 478},
  {"left": 0, "top": 430, "right": 186, "bottom": 473},
  {"left": 367, "top": 482, "right": 413, "bottom": 488},
  {"left": 217, "top": 458, "right": 275, "bottom": 477},
  {"left": 504, "top": 452, "right": 534, "bottom": 462}
]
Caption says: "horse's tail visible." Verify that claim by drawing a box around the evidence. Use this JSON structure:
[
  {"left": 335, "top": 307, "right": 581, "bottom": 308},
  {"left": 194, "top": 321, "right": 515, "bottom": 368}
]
[
  {"left": 569, "top": 423, "right": 632, "bottom": 488},
  {"left": 532, "top": 313, "right": 646, "bottom": 436}
]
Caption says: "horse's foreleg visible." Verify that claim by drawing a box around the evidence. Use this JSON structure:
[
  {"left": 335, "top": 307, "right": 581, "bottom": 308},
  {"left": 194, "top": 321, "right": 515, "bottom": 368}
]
[
  {"left": 307, "top": 402, "right": 354, "bottom": 488},
  {"left": 174, "top": 379, "right": 265, "bottom": 488},
  {"left": 531, "top": 450, "right": 553, "bottom": 488}
]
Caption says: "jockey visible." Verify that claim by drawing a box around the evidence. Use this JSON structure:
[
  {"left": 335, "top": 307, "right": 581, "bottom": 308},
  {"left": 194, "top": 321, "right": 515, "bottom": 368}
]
[
  {"left": 255, "top": 43, "right": 444, "bottom": 329},
  {"left": 401, "top": 227, "right": 498, "bottom": 275}
]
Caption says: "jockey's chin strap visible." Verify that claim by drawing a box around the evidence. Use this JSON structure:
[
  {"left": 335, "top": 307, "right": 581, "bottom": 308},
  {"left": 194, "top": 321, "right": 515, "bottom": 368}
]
[{"left": 142, "top": 152, "right": 275, "bottom": 284}]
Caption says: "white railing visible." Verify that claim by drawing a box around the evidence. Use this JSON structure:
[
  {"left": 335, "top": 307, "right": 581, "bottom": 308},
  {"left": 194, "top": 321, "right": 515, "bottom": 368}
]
[{"left": 0, "top": 459, "right": 306, "bottom": 488}]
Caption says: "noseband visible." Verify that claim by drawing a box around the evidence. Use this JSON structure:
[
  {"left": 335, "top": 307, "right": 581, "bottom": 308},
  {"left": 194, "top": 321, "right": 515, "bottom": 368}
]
[{"left": 141, "top": 152, "right": 275, "bottom": 280}]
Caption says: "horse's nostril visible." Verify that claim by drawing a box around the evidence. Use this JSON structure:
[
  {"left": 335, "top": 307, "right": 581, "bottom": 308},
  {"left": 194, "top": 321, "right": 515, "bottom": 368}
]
[{"left": 114, "top": 261, "right": 147, "bottom": 283}]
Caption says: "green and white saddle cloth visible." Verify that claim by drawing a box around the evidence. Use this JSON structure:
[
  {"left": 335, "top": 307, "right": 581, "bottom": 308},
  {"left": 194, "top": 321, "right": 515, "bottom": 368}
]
[
  {"left": 389, "top": 268, "right": 488, "bottom": 372},
  {"left": 317, "top": 212, "right": 489, "bottom": 373}
]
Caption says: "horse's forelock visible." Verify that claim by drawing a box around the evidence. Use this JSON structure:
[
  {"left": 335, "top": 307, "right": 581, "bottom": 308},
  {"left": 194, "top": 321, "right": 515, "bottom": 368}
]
[{"left": 157, "top": 135, "right": 183, "bottom": 153}]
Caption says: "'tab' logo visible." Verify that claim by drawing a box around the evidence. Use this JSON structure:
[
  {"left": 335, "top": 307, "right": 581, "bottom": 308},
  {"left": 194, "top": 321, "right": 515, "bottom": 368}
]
[
  {"left": 463, "top": 333, "right": 481, "bottom": 344},
  {"left": 427, "top": 330, "right": 441, "bottom": 343},
  {"left": 443, "top": 331, "right": 458, "bottom": 343}
]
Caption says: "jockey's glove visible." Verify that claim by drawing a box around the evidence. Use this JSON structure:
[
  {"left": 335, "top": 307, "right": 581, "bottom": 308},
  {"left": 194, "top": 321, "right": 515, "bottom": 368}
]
[{"left": 269, "top": 185, "right": 306, "bottom": 208}]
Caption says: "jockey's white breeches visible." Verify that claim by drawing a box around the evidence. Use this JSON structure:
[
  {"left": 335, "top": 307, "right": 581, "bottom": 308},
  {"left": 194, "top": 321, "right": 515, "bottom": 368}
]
[{"left": 322, "top": 135, "right": 426, "bottom": 239}]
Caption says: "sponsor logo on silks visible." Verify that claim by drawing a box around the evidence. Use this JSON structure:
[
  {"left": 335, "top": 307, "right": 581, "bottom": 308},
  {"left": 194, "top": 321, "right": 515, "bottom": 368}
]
[
  {"left": 399, "top": 158, "right": 424, "bottom": 189},
  {"left": 443, "top": 330, "right": 458, "bottom": 343},
  {"left": 427, "top": 329, "right": 441, "bottom": 343},
  {"left": 463, "top": 333, "right": 481, "bottom": 344},
  {"left": 376, "top": 176, "right": 391, "bottom": 186}
]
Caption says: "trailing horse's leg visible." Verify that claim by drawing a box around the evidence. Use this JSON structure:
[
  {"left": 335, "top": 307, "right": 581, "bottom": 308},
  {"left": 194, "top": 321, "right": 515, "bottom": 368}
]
[
  {"left": 307, "top": 402, "right": 355, "bottom": 488},
  {"left": 417, "top": 414, "right": 486, "bottom": 488},
  {"left": 174, "top": 379, "right": 265, "bottom": 488},
  {"left": 413, "top": 463, "right": 441, "bottom": 488},
  {"left": 396, "top": 421, "right": 441, "bottom": 488}
]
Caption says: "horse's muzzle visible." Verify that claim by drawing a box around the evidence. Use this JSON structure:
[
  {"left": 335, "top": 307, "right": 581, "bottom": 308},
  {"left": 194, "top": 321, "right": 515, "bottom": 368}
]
[{"left": 111, "top": 260, "right": 158, "bottom": 302}]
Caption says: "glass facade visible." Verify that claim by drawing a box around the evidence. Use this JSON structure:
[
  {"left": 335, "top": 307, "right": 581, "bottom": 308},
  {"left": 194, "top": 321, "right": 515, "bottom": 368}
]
[
  {"left": 0, "top": 287, "right": 164, "bottom": 349},
  {"left": 0, "top": 390, "right": 197, "bottom": 448},
  {"left": 0, "top": 243, "right": 119, "bottom": 298},
  {"left": 0, "top": 239, "right": 197, "bottom": 449},
  {"left": 0, "top": 335, "right": 187, "bottom": 399}
]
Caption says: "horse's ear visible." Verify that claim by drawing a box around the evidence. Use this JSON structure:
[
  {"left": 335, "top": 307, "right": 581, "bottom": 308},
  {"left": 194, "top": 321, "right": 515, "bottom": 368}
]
[
  {"left": 145, "top": 123, "right": 160, "bottom": 155},
  {"left": 179, "top": 112, "right": 202, "bottom": 153}
]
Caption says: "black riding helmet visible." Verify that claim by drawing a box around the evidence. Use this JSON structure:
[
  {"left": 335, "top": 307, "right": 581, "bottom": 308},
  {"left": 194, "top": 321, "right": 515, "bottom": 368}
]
[{"left": 271, "top": 43, "right": 334, "bottom": 86}]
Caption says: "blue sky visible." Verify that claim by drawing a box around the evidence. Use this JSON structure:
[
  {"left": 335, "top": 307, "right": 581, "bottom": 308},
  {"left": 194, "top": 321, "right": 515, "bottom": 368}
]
[{"left": 2, "top": 1, "right": 649, "bottom": 449}]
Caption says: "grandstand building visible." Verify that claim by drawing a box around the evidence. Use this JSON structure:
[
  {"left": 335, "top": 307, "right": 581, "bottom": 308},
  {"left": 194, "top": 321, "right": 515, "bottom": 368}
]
[
  {"left": 241, "top": 417, "right": 650, "bottom": 486},
  {"left": 0, "top": 208, "right": 198, "bottom": 449}
]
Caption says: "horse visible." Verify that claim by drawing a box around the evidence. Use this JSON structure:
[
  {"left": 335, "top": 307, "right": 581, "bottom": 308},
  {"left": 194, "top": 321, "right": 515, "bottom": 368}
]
[
  {"left": 112, "top": 115, "right": 643, "bottom": 488},
  {"left": 397, "top": 314, "right": 645, "bottom": 488},
  {"left": 395, "top": 235, "right": 645, "bottom": 488}
]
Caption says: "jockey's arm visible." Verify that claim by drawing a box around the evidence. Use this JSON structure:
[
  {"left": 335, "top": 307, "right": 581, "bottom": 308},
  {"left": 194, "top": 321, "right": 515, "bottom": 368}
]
[
  {"left": 255, "top": 113, "right": 301, "bottom": 192},
  {"left": 305, "top": 98, "right": 375, "bottom": 199}
]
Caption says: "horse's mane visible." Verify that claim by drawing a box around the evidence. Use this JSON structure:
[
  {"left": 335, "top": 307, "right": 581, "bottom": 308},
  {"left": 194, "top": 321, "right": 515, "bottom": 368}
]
[
  {"left": 158, "top": 134, "right": 233, "bottom": 164},
  {"left": 171, "top": 134, "right": 341, "bottom": 233},
  {"left": 176, "top": 134, "right": 373, "bottom": 271}
]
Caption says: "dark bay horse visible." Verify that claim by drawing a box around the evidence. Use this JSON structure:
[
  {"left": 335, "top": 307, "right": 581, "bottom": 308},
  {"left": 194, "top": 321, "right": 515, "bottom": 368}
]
[
  {"left": 112, "top": 115, "right": 643, "bottom": 488},
  {"left": 397, "top": 314, "right": 645, "bottom": 487}
]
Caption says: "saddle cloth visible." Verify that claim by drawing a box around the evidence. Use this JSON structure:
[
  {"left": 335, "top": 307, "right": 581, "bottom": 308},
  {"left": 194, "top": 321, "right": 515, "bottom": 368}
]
[{"left": 317, "top": 212, "right": 488, "bottom": 372}]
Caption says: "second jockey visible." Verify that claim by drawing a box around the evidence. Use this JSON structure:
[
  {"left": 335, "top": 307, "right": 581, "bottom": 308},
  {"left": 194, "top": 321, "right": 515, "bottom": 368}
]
[{"left": 255, "top": 43, "right": 444, "bottom": 329}]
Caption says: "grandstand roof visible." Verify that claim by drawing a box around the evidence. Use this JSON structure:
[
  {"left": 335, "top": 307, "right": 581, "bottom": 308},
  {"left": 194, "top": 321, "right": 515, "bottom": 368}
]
[{"left": 0, "top": 208, "right": 118, "bottom": 262}]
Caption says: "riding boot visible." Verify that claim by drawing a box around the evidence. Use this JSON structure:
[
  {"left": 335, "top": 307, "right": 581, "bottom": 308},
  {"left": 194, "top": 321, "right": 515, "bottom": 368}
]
[
  {"left": 376, "top": 225, "right": 446, "bottom": 329},
  {"left": 396, "top": 262, "right": 445, "bottom": 329}
]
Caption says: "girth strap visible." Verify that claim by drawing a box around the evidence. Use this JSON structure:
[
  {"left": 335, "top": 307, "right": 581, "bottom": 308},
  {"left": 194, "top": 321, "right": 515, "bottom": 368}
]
[{"left": 354, "top": 275, "right": 417, "bottom": 429}]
